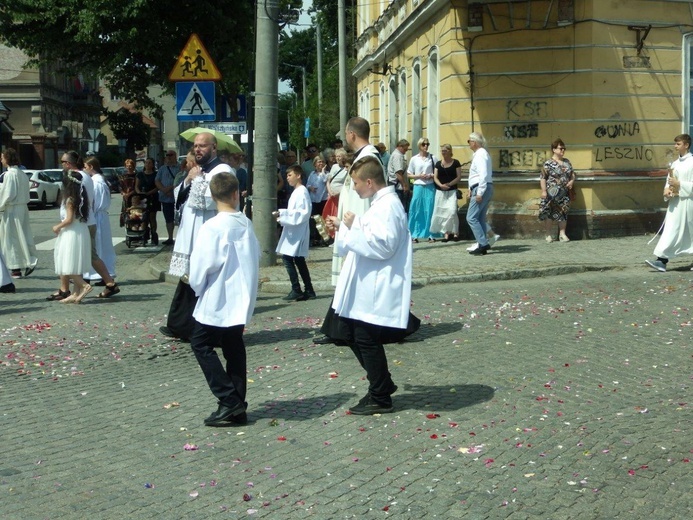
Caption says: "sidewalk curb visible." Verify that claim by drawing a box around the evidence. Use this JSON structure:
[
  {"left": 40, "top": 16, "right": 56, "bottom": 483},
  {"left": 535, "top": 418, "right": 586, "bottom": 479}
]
[{"left": 149, "top": 255, "right": 624, "bottom": 293}]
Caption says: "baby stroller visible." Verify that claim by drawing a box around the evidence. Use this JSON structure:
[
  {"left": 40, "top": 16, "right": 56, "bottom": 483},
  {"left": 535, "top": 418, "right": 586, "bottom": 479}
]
[{"left": 122, "top": 194, "right": 150, "bottom": 248}]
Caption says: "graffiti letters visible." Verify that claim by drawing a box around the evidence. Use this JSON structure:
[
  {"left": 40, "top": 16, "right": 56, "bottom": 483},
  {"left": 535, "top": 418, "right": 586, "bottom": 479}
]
[
  {"left": 499, "top": 149, "right": 548, "bottom": 168},
  {"left": 594, "top": 146, "right": 654, "bottom": 162},
  {"left": 506, "top": 100, "right": 548, "bottom": 121},
  {"left": 594, "top": 122, "right": 641, "bottom": 139},
  {"left": 504, "top": 124, "right": 539, "bottom": 139}
]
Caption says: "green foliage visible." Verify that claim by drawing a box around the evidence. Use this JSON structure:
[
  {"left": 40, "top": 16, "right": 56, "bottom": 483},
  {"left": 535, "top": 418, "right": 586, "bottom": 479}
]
[
  {"left": 279, "top": 2, "right": 359, "bottom": 152},
  {"left": 0, "top": 0, "right": 255, "bottom": 117},
  {"left": 108, "top": 110, "right": 150, "bottom": 152}
]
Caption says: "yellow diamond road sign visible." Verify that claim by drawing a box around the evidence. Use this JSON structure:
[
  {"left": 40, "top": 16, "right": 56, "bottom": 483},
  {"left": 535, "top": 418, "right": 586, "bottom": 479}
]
[{"left": 169, "top": 34, "right": 222, "bottom": 82}]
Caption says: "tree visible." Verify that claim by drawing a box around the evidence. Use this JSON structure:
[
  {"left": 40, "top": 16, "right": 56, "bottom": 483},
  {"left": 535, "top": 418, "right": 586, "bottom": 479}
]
[
  {"left": 108, "top": 110, "right": 150, "bottom": 156},
  {"left": 279, "top": 2, "right": 359, "bottom": 151},
  {"left": 0, "top": 0, "right": 255, "bottom": 118}
]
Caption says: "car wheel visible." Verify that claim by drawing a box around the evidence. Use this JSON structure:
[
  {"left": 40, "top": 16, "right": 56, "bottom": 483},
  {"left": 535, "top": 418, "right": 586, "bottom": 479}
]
[
  {"left": 53, "top": 190, "right": 61, "bottom": 207},
  {"left": 39, "top": 192, "right": 47, "bottom": 209}
]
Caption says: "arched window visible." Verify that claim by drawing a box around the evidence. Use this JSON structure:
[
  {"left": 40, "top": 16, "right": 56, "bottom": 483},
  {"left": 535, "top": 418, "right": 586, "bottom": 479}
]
[
  {"left": 685, "top": 34, "right": 693, "bottom": 136},
  {"left": 427, "top": 48, "right": 439, "bottom": 152},
  {"left": 389, "top": 77, "right": 398, "bottom": 146},
  {"left": 412, "top": 60, "right": 422, "bottom": 147},
  {"left": 380, "top": 81, "right": 388, "bottom": 146},
  {"left": 399, "top": 68, "right": 407, "bottom": 140}
]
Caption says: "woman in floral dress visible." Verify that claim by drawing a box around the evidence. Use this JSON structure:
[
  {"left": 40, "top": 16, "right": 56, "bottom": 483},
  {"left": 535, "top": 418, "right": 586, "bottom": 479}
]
[{"left": 539, "top": 138, "right": 576, "bottom": 242}]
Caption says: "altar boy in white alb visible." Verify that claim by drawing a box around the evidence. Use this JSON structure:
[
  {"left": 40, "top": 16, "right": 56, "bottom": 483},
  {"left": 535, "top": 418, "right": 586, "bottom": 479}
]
[
  {"left": 326, "top": 155, "right": 413, "bottom": 415},
  {"left": 188, "top": 172, "right": 260, "bottom": 427}
]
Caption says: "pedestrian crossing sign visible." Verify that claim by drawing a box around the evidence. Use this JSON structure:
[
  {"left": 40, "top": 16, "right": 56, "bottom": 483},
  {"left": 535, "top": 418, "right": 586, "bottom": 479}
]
[
  {"left": 169, "top": 33, "right": 222, "bottom": 82},
  {"left": 176, "top": 82, "right": 216, "bottom": 121}
]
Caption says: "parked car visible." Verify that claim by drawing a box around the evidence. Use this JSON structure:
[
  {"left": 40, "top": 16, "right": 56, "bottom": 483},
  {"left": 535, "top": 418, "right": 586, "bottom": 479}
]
[
  {"left": 25, "top": 169, "right": 61, "bottom": 209},
  {"left": 101, "top": 167, "right": 125, "bottom": 194},
  {"left": 39, "top": 169, "right": 64, "bottom": 184}
]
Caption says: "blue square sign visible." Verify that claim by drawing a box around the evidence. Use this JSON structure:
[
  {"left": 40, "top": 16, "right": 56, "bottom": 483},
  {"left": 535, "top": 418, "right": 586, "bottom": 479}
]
[{"left": 176, "top": 82, "right": 215, "bottom": 121}]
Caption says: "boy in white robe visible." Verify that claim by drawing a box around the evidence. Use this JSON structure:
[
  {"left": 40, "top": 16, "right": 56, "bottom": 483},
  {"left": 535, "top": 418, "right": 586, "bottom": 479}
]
[
  {"left": 646, "top": 133, "right": 693, "bottom": 272},
  {"left": 188, "top": 173, "right": 260, "bottom": 427},
  {"left": 274, "top": 165, "right": 315, "bottom": 301},
  {"left": 326, "top": 155, "right": 413, "bottom": 415}
]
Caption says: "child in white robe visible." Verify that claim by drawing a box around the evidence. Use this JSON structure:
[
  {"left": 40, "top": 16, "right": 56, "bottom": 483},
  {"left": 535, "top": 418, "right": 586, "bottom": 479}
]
[
  {"left": 646, "top": 133, "right": 693, "bottom": 272},
  {"left": 274, "top": 165, "right": 315, "bottom": 301},
  {"left": 326, "top": 156, "right": 413, "bottom": 415},
  {"left": 188, "top": 172, "right": 260, "bottom": 427}
]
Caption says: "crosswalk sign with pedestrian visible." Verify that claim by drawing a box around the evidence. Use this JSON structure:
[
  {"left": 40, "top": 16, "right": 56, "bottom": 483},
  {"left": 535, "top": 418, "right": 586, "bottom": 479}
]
[{"left": 176, "top": 82, "right": 216, "bottom": 121}]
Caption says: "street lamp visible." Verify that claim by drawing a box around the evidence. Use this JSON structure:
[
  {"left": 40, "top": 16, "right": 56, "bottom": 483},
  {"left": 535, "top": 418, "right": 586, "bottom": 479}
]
[{"left": 284, "top": 64, "right": 306, "bottom": 116}]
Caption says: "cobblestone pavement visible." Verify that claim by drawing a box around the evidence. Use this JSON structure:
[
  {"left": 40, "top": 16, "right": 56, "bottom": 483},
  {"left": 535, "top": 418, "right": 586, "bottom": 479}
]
[{"left": 1, "top": 231, "right": 691, "bottom": 519}]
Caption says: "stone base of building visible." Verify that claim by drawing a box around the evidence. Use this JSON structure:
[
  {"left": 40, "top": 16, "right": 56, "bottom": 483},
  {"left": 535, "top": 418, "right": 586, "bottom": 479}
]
[{"left": 457, "top": 209, "right": 666, "bottom": 240}]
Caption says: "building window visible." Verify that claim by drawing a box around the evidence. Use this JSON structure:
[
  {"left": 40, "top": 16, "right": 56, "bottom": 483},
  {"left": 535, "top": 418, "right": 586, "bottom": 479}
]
[
  {"left": 427, "top": 49, "right": 439, "bottom": 152},
  {"left": 412, "top": 60, "right": 422, "bottom": 148},
  {"left": 686, "top": 34, "right": 693, "bottom": 137},
  {"left": 389, "top": 77, "right": 398, "bottom": 146},
  {"left": 399, "top": 69, "right": 407, "bottom": 140},
  {"left": 380, "top": 81, "right": 388, "bottom": 146}
]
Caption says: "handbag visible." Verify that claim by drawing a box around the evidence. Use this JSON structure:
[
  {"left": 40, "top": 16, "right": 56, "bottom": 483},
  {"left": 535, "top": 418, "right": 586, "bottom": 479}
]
[{"left": 187, "top": 175, "right": 209, "bottom": 210}]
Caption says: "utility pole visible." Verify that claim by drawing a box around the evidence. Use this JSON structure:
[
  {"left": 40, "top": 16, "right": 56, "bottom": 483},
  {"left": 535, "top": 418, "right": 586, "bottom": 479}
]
[
  {"left": 254, "top": 0, "right": 279, "bottom": 267},
  {"left": 316, "top": 22, "right": 323, "bottom": 127},
  {"left": 338, "top": 0, "right": 348, "bottom": 138}
]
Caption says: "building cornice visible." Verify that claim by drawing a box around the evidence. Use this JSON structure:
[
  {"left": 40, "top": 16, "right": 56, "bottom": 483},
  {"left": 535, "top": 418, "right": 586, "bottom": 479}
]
[{"left": 353, "top": 0, "right": 449, "bottom": 78}]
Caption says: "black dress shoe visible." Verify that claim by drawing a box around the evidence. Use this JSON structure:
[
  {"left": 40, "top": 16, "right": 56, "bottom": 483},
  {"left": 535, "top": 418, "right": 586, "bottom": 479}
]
[
  {"left": 312, "top": 335, "right": 334, "bottom": 345},
  {"left": 159, "top": 326, "right": 188, "bottom": 341},
  {"left": 0, "top": 283, "right": 16, "bottom": 293},
  {"left": 297, "top": 290, "right": 317, "bottom": 301},
  {"left": 349, "top": 396, "right": 393, "bottom": 415},
  {"left": 469, "top": 244, "right": 490, "bottom": 256},
  {"left": 204, "top": 402, "right": 247, "bottom": 426},
  {"left": 282, "top": 289, "right": 304, "bottom": 301}
]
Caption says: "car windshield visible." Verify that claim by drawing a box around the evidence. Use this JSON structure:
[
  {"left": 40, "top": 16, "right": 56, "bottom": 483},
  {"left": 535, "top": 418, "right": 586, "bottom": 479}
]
[{"left": 41, "top": 170, "right": 64, "bottom": 183}]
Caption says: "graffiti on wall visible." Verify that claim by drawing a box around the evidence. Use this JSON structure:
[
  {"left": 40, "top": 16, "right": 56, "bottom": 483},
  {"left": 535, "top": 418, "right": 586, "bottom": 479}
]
[
  {"left": 506, "top": 100, "right": 548, "bottom": 121},
  {"left": 499, "top": 149, "right": 549, "bottom": 168},
  {"left": 594, "top": 146, "right": 654, "bottom": 162},
  {"left": 504, "top": 123, "right": 539, "bottom": 139},
  {"left": 594, "top": 122, "right": 641, "bottom": 139}
]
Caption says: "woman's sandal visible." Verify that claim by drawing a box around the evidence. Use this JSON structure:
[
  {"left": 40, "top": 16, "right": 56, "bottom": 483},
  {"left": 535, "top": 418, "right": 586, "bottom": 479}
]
[
  {"left": 74, "top": 285, "right": 93, "bottom": 304},
  {"left": 98, "top": 283, "right": 120, "bottom": 299},
  {"left": 46, "top": 289, "right": 70, "bottom": 301},
  {"left": 59, "top": 293, "right": 79, "bottom": 304}
]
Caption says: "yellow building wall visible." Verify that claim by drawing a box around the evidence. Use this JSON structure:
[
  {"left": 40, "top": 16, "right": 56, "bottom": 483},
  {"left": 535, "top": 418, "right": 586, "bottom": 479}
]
[{"left": 355, "top": 0, "right": 690, "bottom": 237}]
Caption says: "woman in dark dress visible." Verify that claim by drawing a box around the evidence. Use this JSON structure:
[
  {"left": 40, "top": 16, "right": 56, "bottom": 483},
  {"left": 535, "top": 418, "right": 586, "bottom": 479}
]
[
  {"left": 539, "top": 138, "right": 576, "bottom": 242},
  {"left": 430, "top": 144, "right": 462, "bottom": 242},
  {"left": 135, "top": 157, "right": 160, "bottom": 245}
]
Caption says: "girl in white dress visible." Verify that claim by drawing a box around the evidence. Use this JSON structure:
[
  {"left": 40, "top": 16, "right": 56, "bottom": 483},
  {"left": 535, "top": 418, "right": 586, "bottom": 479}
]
[{"left": 52, "top": 170, "right": 92, "bottom": 303}]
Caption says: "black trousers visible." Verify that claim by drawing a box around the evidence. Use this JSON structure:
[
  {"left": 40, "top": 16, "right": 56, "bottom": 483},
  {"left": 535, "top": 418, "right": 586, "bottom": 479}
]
[
  {"left": 282, "top": 255, "right": 313, "bottom": 293},
  {"left": 190, "top": 322, "right": 247, "bottom": 409},
  {"left": 166, "top": 280, "right": 198, "bottom": 340},
  {"left": 343, "top": 318, "right": 396, "bottom": 405}
]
